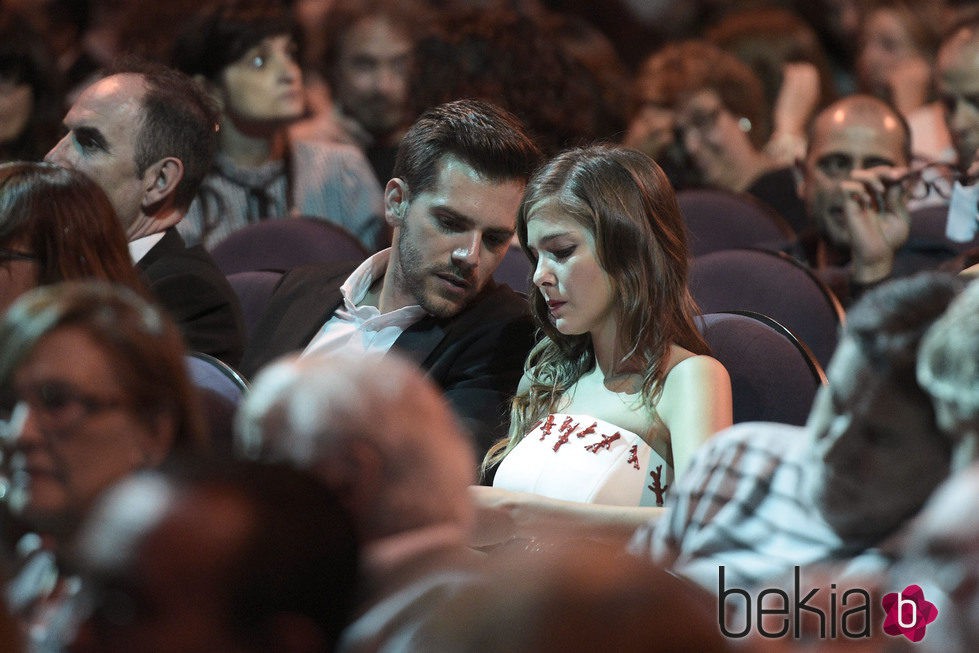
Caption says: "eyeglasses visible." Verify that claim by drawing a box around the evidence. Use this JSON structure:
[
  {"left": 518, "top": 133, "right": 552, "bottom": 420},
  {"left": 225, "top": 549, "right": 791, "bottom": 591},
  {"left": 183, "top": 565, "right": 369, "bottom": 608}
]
[
  {"left": 680, "top": 105, "right": 723, "bottom": 134},
  {"left": 882, "top": 163, "right": 979, "bottom": 201},
  {"left": 1, "top": 381, "right": 126, "bottom": 438},
  {"left": 0, "top": 248, "right": 37, "bottom": 263}
]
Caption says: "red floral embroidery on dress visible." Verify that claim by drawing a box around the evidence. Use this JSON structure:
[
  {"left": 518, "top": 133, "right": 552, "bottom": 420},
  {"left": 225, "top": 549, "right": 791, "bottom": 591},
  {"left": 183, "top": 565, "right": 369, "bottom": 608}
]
[
  {"left": 576, "top": 422, "right": 597, "bottom": 439},
  {"left": 626, "top": 444, "right": 640, "bottom": 469},
  {"left": 584, "top": 431, "right": 620, "bottom": 453},
  {"left": 648, "top": 465, "right": 670, "bottom": 506},
  {"left": 553, "top": 432, "right": 570, "bottom": 452},
  {"left": 553, "top": 418, "right": 580, "bottom": 452},
  {"left": 539, "top": 414, "right": 556, "bottom": 441}
]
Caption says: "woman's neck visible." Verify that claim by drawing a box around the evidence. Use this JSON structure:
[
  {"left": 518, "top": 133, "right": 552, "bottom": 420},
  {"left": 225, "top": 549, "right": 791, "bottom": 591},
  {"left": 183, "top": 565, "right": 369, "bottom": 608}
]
[
  {"left": 590, "top": 322, "right": 644, "bottom": 388},
  {"left": 219, "top": 118, "right": 288, "bottom": 168}
]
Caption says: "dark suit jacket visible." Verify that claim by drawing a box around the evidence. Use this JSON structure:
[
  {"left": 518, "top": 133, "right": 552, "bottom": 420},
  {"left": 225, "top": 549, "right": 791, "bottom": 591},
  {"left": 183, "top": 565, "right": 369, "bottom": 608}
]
[
  {"left": 240, "top": 262, "right": 535, "bottom": 455},
  {"left": 137, "top": 228, "right": 246, "bottom": 368}
]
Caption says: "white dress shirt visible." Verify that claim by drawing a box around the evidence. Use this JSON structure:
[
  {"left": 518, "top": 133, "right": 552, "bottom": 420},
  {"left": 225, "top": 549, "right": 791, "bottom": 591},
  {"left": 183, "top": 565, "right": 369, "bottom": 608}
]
[{"left": 302, "top": 249, "right": 427, "bottom": 359}]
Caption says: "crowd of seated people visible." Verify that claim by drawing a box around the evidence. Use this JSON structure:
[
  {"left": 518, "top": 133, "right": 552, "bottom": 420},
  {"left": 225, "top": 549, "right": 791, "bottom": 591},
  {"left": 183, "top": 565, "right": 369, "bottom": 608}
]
[{"left": 7, "top": 1, "right": 979, "bottom": 650}]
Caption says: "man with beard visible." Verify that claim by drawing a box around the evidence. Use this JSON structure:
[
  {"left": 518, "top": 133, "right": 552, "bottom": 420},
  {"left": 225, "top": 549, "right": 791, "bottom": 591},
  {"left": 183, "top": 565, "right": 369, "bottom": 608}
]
[
  {"left": 310, "top": 0, "right": 430, "bottom": 185},
  {"left": 240, "top": 99, "right": 541, "bottom": 456},
  {"left": 790, "top": 94, "right": 957, "bottom": 305}
]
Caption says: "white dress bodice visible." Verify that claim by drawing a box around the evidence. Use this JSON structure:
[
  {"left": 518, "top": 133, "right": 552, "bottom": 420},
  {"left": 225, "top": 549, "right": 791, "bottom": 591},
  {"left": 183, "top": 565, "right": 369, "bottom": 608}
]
[{"left": 493, "top": 413, "right": 674, "bottom": 507}]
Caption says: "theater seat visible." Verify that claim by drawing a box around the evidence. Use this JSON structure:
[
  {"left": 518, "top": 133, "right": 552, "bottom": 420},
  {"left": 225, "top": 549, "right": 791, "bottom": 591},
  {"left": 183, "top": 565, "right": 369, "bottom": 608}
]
[
  {"left": 210, "top": 217, "right": 368, "bottom": 275},
  {"left": 698, "top": 311, "right": 825, "bottom": 426}
]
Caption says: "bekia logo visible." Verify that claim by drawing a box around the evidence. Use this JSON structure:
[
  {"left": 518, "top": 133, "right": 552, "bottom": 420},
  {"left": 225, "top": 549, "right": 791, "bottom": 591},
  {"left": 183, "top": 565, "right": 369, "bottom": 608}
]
[
  {"left": 881, "top": 585, "right": 938, "bottom": 642},
  {"left": 718, "top": 567, "right": 939, "bottom": 642}
]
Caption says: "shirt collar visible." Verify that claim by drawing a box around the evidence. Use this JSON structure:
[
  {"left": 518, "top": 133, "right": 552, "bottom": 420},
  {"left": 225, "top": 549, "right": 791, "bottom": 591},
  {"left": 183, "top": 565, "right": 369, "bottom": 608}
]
[
  {"left": 340, "top": 248, "right": 426, "bottom": 320},
  {"left": 128, "top": 232, "right": 166, "bottom": 264}
]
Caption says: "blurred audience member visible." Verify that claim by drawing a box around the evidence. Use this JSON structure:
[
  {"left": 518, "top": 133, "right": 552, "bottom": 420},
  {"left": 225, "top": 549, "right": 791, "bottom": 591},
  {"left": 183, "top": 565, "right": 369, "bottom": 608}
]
[
  {"left": 937, "top": 17, "right": 979, "bottom": 171},
  {"left": 19, "top": 0, "right": 100, "bottom": 103},
  {"left": 883, "top": 279, "right": 979, "bottom": 651},
  {"left": 1, "top": 281, "right": 208, "bottom": 650},
  {"left": 546, "top": 12, "right": 631, "bottom": 145},
  {"left": 624, "top": 40, "right": 712, "bottom": 190},
  {"left": 45, "top": 60, "right": 246, "bottom": 367},
  {"left": 69, "top": 460, "right": 359, "bottom": 653},
  {"left": 856, "top": 0, "right": 952, "bottom": 163},
  {"left": 88, "top": 0, "right": 204, "bottom": 68},
  {"left": 237, "top": 351, "right": 482, "bottom": 653},
  {"left": 917, "top": 276, "right": 979, "bottom": 466},
  {"left": 297, "top": 0, "right": 432, "bottom": 185},
  {"left": 796, "top": 0, "right": 863, "bottom": 95},
  {"left": 409, "top": 541, "right": 729, "bottom": 652},
  {"left": 633, "top": 273, "right": 961, "bottom": 593},
  {"left": 0, "top": 161, "right": 147, "bottom": 316},
  {"left": 626, "top": 40, "right": 808, "bottom": 232},
  {"left": 0, "top": 10, "right": 64, "bottom": 163},
  {"left": 410, "top": 4, "right": 605, "bottom": 157},
  {"left": 706, "top": 6, "right": 837, "bottom": 165},
  {"left": 891, "top": 463, "right": 979, "bottom": 653},
  {"left": 172, "top": 0, "right": 385, "bottom": 251}
]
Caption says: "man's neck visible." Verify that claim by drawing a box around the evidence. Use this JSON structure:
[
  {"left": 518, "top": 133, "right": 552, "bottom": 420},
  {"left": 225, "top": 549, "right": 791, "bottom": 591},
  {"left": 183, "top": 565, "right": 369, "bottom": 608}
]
[
  {"left": 126, "top": 207, "right": 182, "bottom": 241},
  {"left": 372, "top": 251, "right": 418, "bottom": 314}
]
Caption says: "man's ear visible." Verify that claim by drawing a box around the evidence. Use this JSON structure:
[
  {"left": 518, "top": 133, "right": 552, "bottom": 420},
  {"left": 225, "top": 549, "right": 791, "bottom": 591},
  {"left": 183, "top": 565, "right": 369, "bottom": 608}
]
[
  {"left": 142, "top": 157, "right": 185, "bottom": 208},
  {"left": 384, "top": 178, "right": 410, "bottom": 229}
]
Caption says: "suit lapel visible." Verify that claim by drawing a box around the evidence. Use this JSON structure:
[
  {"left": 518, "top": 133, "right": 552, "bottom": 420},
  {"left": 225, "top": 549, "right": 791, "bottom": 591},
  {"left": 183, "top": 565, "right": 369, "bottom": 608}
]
[
  {"left": 274, "top": 284, "right": 345, "bottom": 356},
  {"left": 393, "top": 316, "right": 446, "bottom": 367},
  {"left": 135, "top": 228, "right": 180, "bottom": 271}
]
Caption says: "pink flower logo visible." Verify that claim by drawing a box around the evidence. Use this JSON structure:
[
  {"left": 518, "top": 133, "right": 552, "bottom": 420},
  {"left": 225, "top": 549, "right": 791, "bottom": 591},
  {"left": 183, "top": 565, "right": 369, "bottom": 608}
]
[{"left": 881, "top": 585, "right": 938, "bottom": 642}]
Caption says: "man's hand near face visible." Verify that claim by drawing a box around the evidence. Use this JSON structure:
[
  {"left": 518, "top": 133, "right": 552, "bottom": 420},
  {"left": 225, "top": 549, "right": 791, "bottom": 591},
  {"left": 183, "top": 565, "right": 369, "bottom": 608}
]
[{"left": 839, "top": 166, "right": 912, "bottom": 284}]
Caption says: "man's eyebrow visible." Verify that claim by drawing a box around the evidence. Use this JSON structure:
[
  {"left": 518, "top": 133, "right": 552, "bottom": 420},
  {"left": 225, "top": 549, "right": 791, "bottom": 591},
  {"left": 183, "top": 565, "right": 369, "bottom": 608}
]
[
  {"left": 433, "top": 205, "right": 515, "bottom": 237},
  {"left": 486, "top": 225, "right": 516, "bottom": 238},
  {"left": 432, "top": 206, "right": 473, "bottom": 225},
  {"left": 863, "top": 156, "right": 896, "bottom": 168},
  {"left": 817, "top": 152, "right": 852, "bottom": 162}
]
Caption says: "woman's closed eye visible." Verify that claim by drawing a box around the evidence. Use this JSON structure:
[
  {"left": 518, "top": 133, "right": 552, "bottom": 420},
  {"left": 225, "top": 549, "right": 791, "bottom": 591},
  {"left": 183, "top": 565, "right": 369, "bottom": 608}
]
[{"left": 550, "top": 246, "right": 576, "bottom": 261}]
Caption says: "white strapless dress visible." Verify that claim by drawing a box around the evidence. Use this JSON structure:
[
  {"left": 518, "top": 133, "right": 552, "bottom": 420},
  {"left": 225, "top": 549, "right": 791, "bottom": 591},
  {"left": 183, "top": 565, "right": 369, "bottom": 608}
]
[{"left": 493, "top": 413, "right": 674, "bottom": 507}]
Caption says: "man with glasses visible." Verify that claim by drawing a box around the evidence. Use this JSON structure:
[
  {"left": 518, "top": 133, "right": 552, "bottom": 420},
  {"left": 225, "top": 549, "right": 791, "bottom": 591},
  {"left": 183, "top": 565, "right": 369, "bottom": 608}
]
[{"left": 792, "top": 95, "right": 958, "bottom": 305}]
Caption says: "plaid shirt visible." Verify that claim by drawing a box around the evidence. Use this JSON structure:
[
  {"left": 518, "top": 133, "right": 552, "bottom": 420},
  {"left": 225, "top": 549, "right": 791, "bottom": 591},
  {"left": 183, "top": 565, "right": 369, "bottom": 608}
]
[{"left": 630, "top": 422, "right": 873, "bottom": 592}]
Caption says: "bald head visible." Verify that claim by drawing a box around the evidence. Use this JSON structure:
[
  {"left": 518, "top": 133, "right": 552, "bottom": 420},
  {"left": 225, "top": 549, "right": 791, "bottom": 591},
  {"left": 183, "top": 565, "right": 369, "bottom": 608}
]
[
  {"left": 237, "top": 352, "right": 477, "bottom": 540},
  {"left": 808, "top": 95, "right": 911, "bottom": 164},
  {"left": 938, "top": 22, "right": 979, "bottom": 167},
  {"left": 799, "top": 95, "right": 911, "bottom": 248}
]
